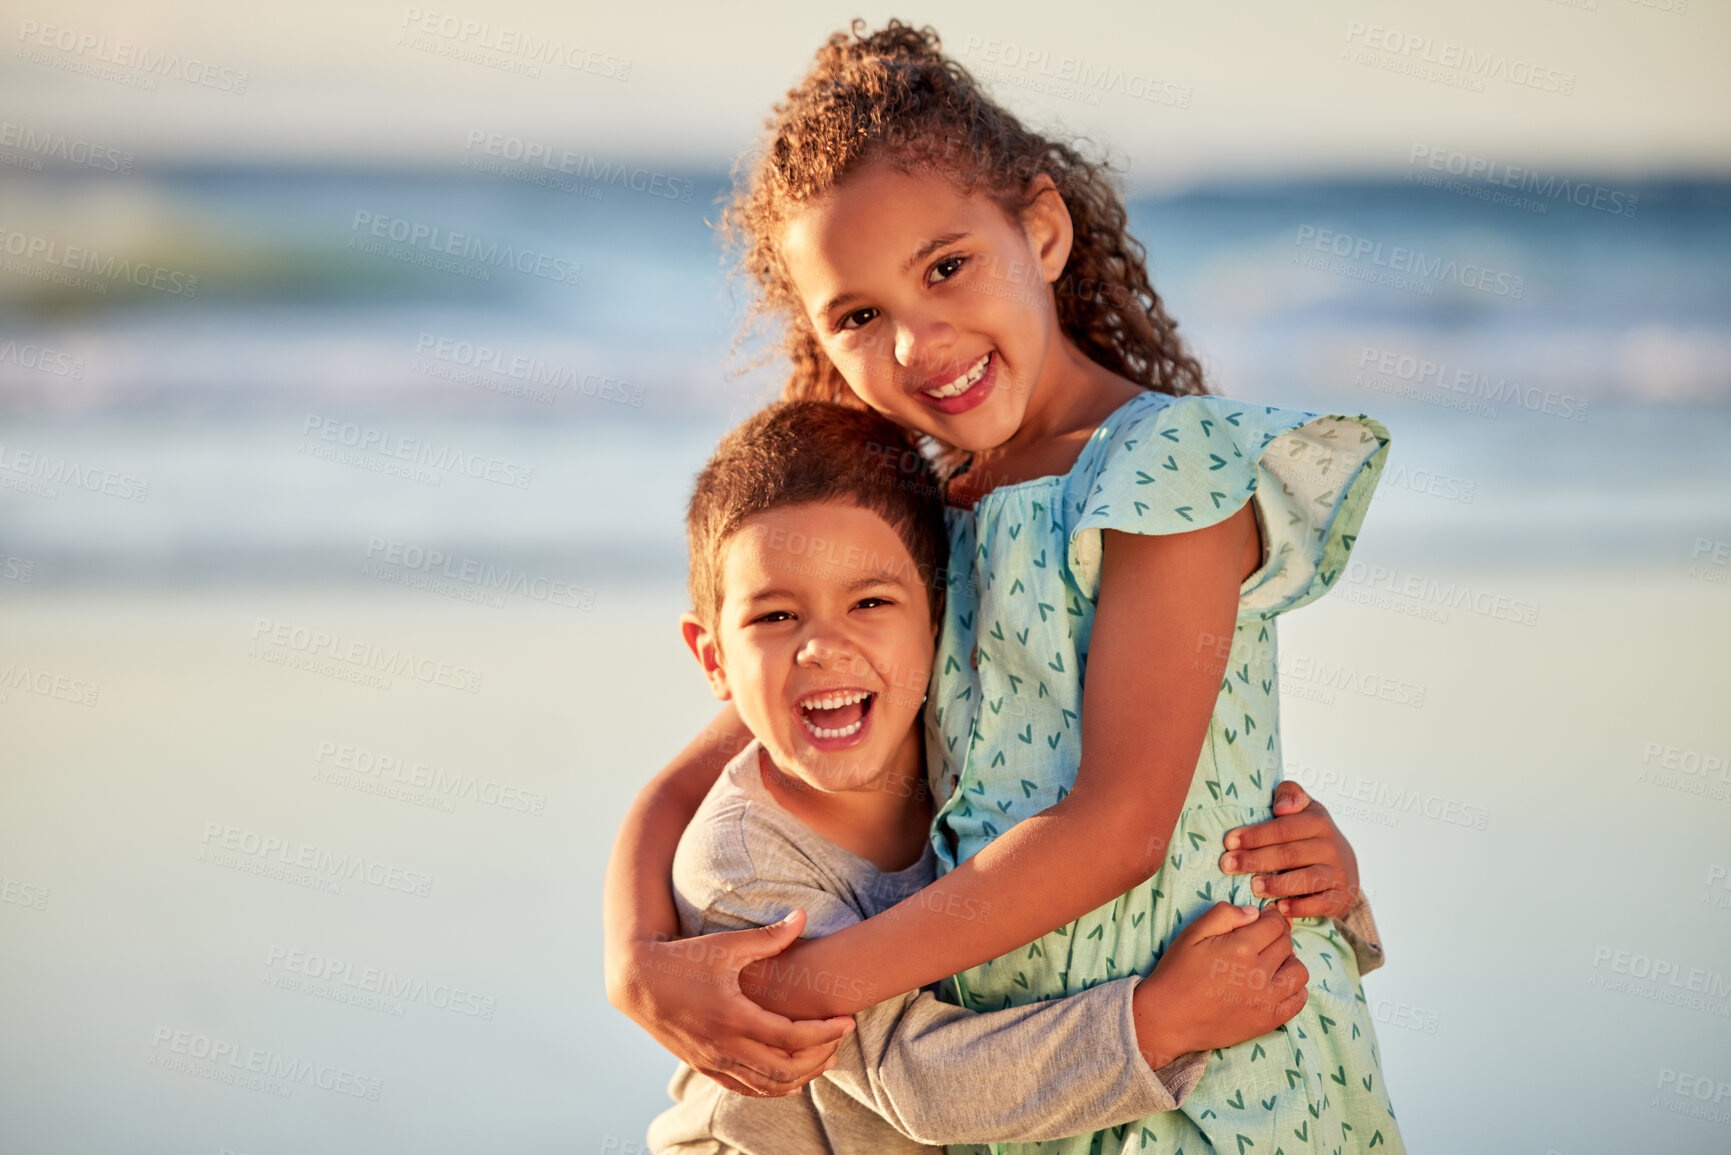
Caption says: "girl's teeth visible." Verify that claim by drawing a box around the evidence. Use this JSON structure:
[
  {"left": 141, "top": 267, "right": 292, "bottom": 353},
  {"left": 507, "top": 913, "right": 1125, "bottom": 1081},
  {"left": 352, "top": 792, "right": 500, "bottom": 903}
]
[{"left": 926, "top": 354, "right": 989, "bottom": 399}]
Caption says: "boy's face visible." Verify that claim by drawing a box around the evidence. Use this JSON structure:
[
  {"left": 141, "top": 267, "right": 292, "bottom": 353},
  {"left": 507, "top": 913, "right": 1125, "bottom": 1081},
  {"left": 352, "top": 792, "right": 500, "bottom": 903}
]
[{"left": 682, "top": 500, "right": 937, "bottom": 794}]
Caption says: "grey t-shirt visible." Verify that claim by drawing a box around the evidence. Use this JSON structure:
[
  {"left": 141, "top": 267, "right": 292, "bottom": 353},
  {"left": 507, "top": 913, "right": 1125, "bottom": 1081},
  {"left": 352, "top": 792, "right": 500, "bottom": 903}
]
[{"left": 646, "top": 739, "right": 1209, "bottom": 1154}]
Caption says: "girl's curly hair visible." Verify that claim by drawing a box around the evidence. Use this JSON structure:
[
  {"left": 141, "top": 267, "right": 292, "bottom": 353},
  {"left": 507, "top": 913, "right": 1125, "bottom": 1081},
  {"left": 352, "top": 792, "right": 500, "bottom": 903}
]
[{"left": 721, "top": 19, "right": 1209, "bottom": 439}]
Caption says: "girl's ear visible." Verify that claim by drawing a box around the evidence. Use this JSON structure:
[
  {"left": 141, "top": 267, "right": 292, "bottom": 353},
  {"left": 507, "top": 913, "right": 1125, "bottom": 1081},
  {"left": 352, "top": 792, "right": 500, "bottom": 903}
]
[
  {"left": 1020, "top": 172, "right": 1074, "bottom": 285},
  {"left": 680, "top": 611, "right": 732, "bottom": 701}
]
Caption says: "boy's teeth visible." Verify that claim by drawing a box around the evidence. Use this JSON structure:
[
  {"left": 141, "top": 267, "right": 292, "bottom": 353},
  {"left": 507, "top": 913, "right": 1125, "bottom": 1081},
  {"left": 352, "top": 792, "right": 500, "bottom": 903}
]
[
  {"left": 801, "top": 715, "right": 864, "bottom": 740},
  {"left": 798, "top": 689, "right": 872, "bottom": 739},
  {"left": 925, "top": 353, "right": 989, "bottom": 399}
]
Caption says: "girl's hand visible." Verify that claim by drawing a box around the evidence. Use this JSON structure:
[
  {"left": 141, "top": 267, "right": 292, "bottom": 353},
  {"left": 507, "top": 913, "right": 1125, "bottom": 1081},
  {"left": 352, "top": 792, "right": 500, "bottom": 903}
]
[
  {"left": 614, "top": 909, "right": 857, "bottom": 1097},
  {"left": 1218, "top": 782, "right": 1361, "bottom": 920}
]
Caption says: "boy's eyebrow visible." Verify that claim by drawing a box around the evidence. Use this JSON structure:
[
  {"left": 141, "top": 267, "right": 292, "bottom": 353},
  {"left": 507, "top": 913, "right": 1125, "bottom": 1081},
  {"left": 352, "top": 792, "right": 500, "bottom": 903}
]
[
  {"left": 815, "top": 231, "right": 972, "bottom": 320},
  {"left": 745, "top": 571, "right": 911, "bottom": 604}
]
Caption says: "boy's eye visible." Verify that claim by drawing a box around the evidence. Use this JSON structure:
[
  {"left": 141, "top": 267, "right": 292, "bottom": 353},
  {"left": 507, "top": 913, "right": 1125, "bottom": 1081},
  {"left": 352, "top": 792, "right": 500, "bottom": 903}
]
[
  {"left": 838, "top": 306, "right": 878, "bottom": 332},
  {"left": 752, "top": 610, "right": 794, "bottom": 624},
  {"left": 855, "top": 597, "right": 892, "bottom": 609},
  {"left": 929, "top": 255, "right": 966, "bottom": 283}
]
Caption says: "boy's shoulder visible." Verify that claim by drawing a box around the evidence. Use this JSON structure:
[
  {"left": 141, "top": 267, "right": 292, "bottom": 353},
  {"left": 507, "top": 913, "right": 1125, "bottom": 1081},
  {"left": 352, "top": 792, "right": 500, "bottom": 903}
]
[{"left": 671, "top": 739, "right": 845, "bottom": 927}]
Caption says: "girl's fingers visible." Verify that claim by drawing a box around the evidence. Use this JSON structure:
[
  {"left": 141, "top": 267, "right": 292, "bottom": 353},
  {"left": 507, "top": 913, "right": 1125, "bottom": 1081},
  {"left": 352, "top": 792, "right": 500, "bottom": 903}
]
[
  {"left": 712, "top": 1038, "right": 826, "bottom": 1095},
  {"left": 729, "top": 1001, "right": 855, "bottom": 1054},
  {"left": 1182, "top": 900, "right": 1262, "bottom": 942},
  {"left": 1222, "top": 834, "right": 1333, "bottom": 876}
]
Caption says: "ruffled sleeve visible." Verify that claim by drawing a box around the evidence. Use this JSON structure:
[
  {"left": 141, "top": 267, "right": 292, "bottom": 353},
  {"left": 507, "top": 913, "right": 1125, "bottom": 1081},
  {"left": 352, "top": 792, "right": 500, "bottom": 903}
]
[{"left": 1066, "top": 394, "right": 1390, "bottom": 619}]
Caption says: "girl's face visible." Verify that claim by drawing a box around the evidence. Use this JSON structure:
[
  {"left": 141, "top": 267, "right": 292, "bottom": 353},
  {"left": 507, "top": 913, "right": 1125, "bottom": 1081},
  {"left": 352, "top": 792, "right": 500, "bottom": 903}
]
[{"left": 778, "top": 158, "right": 1073, "bottom": 453}]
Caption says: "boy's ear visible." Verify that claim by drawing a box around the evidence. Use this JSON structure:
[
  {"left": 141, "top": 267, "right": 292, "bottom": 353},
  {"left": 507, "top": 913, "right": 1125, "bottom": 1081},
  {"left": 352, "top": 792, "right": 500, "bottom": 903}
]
[
  {"left": 1020, "top": 171, "right": 1074, "bottom": 285},
  {"left": 680, "top": 611, "right": 732, "bottom": 701}
]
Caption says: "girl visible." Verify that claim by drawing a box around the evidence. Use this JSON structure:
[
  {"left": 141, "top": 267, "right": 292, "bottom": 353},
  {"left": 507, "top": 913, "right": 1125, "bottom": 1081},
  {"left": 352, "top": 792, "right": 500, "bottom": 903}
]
[{"left": 607, "top": 20, "right": 1402, "bottom": 1154}]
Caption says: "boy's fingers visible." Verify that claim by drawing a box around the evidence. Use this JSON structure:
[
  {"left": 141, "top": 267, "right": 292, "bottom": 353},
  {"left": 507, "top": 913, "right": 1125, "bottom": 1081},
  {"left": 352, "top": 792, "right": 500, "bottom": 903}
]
[
  {"left": 1184, "top": 901, "right": 1261, "bottom": 941},
  {"left": 1251, "top": 864, "right": 1336, "bottom": 899},
  {"left": 1277, "top": 892, "right": 1352, "bottom": 920},
  {"left": 1271, "top": 780, "right": 1312, "bottom": 814},
  {"left": 725, "top": 910, "right": 807, "bottom": 965},
  {"left": 1221, "top": 811, "right": 1326, "bottom": 855},
  {"left": 1222, "top": 833, "right": 1331, "bottom": 876},
  {"left": 1219, "top": 905, "right": 1290, "bottom": 954}
]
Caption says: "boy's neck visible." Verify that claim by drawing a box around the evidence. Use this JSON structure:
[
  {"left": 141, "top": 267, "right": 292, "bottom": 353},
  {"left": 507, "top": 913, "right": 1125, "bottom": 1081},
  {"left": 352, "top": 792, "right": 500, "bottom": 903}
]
[{"left": 755, "top": 724, "right": 933, "bottom": 873}]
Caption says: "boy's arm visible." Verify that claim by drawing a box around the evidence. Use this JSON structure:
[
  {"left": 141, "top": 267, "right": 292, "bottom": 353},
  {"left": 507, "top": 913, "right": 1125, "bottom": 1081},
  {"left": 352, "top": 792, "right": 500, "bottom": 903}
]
[
  {"left": 603, "top": 704, "right": 852, "bottom": 1095},
  {"left": 742, "top": 511, "right": 1255, "bottom": 1018}
]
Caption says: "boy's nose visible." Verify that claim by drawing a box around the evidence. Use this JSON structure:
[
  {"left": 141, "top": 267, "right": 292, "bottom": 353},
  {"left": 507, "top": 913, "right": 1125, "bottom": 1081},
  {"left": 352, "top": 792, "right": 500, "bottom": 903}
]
[{"left": 796, "top": 632, "right": 857, "bottom": 669}]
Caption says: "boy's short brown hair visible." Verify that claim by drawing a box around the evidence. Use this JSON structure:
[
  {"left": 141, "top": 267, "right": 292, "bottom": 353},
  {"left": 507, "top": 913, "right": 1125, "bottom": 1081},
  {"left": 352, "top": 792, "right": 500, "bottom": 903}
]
[{"left": 686, "top": 401, "right": 949, "bottom": 630}]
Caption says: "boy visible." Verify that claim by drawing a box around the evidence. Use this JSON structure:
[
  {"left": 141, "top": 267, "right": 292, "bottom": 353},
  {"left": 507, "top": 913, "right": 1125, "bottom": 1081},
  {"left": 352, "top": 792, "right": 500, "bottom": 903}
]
[{"left": 645, "top": 400, "right": 1332, "bottom": 1153}]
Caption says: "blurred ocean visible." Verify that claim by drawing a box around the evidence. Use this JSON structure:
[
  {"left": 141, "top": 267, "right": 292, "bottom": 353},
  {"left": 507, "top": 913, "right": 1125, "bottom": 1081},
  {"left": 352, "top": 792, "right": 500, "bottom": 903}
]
[{"left": 4, "top": 167, "right": 1731, "bottom": 1154}]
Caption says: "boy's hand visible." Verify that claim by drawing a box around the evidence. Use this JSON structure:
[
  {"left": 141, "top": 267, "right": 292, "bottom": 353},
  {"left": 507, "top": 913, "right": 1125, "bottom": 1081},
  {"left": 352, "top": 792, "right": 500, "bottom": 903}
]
[
  {"left": 615, "top": 910, "right": 856, "bottom": 1097},
  {"left": 1219, "top": 781, "right": 1360, "bottom": 920},
  {"left": 1130, "top": 903, "right": 1308, "bottom": 1069}
]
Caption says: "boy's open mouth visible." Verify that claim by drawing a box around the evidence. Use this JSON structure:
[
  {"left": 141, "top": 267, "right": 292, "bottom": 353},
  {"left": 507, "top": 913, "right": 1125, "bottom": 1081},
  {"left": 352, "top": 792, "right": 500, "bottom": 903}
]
[{"left": 796, "top": 689, "right": 876, "bottom": 740}]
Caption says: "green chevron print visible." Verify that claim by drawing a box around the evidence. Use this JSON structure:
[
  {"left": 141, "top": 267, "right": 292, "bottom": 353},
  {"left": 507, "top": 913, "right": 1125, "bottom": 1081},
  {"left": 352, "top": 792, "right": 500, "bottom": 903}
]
[{"left": 927, "top": 393, "right": 1401, "bottom": 1155}]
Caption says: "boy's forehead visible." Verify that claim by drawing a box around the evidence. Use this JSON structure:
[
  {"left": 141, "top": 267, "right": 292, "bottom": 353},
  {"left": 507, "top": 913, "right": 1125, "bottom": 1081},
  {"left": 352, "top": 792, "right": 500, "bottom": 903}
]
[{"left": 721, "top": 502, "right": 922, "bottom": 596}]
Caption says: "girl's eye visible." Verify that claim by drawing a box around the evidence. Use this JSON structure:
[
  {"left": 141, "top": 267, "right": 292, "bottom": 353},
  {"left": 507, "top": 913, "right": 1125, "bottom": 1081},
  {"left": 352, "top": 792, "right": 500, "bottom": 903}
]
[
  {"left": 838, "top": 307, "right": 878, "bottom": 332},
  {"left": 929, "top": 255, "right": 966, "bottom": 283}
]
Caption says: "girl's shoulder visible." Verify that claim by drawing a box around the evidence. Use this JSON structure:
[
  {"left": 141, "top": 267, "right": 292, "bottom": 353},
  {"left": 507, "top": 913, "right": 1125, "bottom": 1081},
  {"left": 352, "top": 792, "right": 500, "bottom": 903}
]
[{"left": 1066, "top": 392, "right": 1393, "bottom": 617}]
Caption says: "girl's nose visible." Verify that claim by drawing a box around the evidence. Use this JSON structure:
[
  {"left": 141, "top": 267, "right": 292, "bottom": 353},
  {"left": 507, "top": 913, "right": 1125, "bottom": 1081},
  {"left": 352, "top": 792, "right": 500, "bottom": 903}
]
[{"left": 894, "top": 315, "right": 957, "bottom": 370}]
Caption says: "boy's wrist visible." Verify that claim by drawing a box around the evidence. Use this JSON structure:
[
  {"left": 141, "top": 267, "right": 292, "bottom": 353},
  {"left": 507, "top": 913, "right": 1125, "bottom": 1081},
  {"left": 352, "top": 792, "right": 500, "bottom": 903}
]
[{"left": 1129, "top": 972, "right": 1192, "bottom": 1072}]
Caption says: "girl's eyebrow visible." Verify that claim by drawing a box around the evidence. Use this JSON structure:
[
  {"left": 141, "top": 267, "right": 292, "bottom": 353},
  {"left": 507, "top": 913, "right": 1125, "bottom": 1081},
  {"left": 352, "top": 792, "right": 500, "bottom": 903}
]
[
  {"left": 900, "top": 231, "right": 970, "bottom": 274},
  {"left": 816, "top": 231, "right": 972, "bottom": 320}
]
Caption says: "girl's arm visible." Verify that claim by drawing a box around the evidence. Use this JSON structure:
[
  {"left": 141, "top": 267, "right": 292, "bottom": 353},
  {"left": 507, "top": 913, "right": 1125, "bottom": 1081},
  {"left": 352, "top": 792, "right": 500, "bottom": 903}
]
[
  {"left": 603, "top": 703, "right": 854, "bottom": 1094},
  {"left": 741, "top": 505, "right": 1257, "bottom": 1018}
]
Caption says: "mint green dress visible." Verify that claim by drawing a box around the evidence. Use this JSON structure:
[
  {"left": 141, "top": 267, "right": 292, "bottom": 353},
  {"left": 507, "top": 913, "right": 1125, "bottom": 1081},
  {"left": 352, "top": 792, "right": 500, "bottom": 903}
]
[{"left": 924, "top": 390, "right": 1405, "bottom": 1155}]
